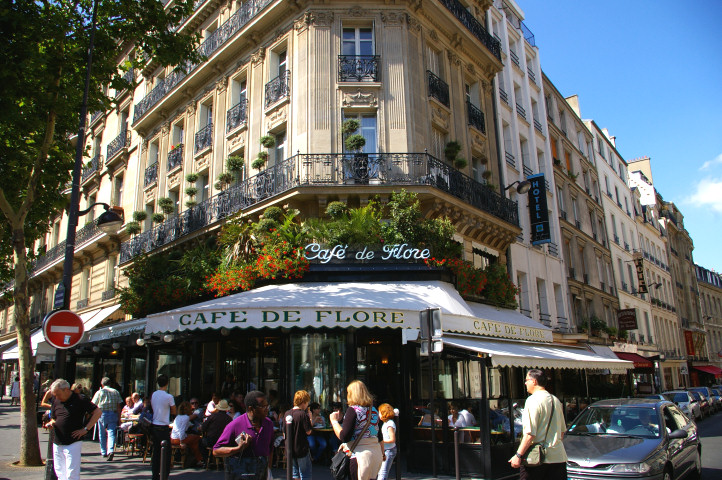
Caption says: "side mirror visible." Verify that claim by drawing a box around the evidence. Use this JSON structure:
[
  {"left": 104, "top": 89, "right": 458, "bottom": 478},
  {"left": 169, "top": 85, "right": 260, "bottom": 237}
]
[{"left": 668, "top": 428, "right": 688, "bottom": 439}]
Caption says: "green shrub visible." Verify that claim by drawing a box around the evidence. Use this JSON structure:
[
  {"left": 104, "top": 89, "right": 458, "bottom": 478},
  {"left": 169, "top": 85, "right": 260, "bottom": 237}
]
[
  {"left": 454, "top": 157, "right": 467, "bottom": 169},
  {"left": 151, "top": 213, "right": 165, "bottom": 223},
  {"left": 185, "top": 172, "right": 199, "bottom": 183},
  {"left": 132, "top": 210, "right": 147, "bottom": 222},
  {"left": 251, "top": 157, "right": 266, "bottom": 170},
  {"left": 226, "top": 155, "right": 244, "bottom": 172},
  {"left": 124, "top": 221, "right": 141, "bottom": 235},
  {"left": 260, "top": 135, "right": 276, "bottom": 148},
  {"left": 344, "top": 134, "right": 366, "bottom": 152},
  {"left": 157, "top": 197, "right": 175, "bottom": 214},
  {"left": 185, "top": 186, "right": 198, "bottom": 197},
  {"left": 444, "top": 141, "right": 462, "bottom": 161},
  {"left": 262, "top": 206, "right": 284, "bottom": 222},
  {"left": 325, "top": 201, "right": 349, "bottom": 219}
]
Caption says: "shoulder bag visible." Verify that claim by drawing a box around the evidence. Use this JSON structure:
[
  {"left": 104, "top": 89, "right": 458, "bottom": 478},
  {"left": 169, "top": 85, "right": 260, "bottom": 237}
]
[
  {"left": 330, "top": 408, "right": 372, "bottom": 480},
  {"left": 523, "top": 395, "right": 556, "bottom": 467}
]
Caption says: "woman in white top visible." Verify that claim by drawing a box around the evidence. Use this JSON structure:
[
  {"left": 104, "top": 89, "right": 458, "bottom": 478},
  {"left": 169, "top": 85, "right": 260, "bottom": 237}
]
[
  {"left": 377, "top": 403, "right": 397, "bottom": 480},
  {"left": 170, "top": 401, "right": 204, "bottom": 466},
  {"left": 448, "top": 402, "right": 468, "bottom": 428},
  {"left": 10, "top": 376, "right": 20, "bottom": 406}
]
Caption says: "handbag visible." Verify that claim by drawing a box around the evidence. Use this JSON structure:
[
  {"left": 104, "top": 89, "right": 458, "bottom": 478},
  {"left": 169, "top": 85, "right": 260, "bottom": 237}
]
[
  {"left": 523, "top": 395, "right": 555, "bottom": 467},
  {"left": 330, "top": 408, "right": 372, "bottom": 480}
]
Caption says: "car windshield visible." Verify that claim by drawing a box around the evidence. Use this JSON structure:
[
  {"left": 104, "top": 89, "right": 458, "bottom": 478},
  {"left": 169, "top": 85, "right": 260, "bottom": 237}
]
[
  {"left": 671, "top": 393, "right": 689, "bottom": 403},
  {"left": 567, "top": 406, "right": 661, "bottom": 438},
  {"left": 690, "top": 392, "right": 703, "bottom": 402}
]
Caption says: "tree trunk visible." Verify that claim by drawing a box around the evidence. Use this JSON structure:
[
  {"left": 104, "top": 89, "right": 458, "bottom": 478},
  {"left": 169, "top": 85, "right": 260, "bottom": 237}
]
[{"left": 12, "top": 225, "right": 43, "bottom": 466}]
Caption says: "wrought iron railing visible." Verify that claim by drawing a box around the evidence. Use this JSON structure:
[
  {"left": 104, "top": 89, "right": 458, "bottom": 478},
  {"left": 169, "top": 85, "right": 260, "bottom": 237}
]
[
  {"left": 515, "top": 103, "right": 526, "bottom": 119},
  {"left": 527, "top": 67, "right": 536, "bottom": 84},
  {"left": 101, "top": 288, "right": 116, "bottom": 301},
  {"left": 226, "top": 98, "right": 248, "bottom": 132},
  {"left": 82, "top": 154, "right": 103, "bottom": 181},
  {"left": 533, "top": 119, "right": 543, "bottom": 133},
  {"left": 144, "top": 162, "right": 159, "bottom": 187},
  {"left": 168, "top": 144, "right": 184, "bottom": 171},
  {"left": 509, "top": 49, "right": 520, "bottom": 66},
  {"left": 466, "top": 101, "right": 485, "bottom": 134},
  {"left": 505, "top": 151, "right": 515, "bottom": 168},
  {"left": 522, "top": 164, "right": 533, "bottom": 177},
  {"left": 265, "top": 70, "right": 290, "bottom": 108},
  {"left": 437, "top": 0, "right": 501, "bottom": 60},
  {"left": 120, "top": 152, "right": 520, "bottom": 263},
  {"left": 427, "top": 70, "right": 449, "bottom": 107},
  {"left": 338, "top": 55, "right": 380, "bottom": 82},
  {"left": 133, "top": 0, "right": 273, "bottom": 123},
  {"left": 33, "top": 222, "right": 101, "bottom": 273},
  {"left": 499, "top": 88, "right": 509, "bottom": 105},
  {"left": 107, "top": 129, "right": 129, "bottom": 161},
  {"left": 90, "top": 111, "right": 103, "bottom": 124},
  {"left": 194, "top": 123, "right": 213, "bottom": 153},
  {"left": 548, "top": 242, "right": 558, "bottom": 257}
]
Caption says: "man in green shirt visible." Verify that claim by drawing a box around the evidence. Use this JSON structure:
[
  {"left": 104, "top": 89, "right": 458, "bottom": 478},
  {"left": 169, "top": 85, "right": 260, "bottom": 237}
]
[{"left": 509, "top": 368, "right": 567, "bottom": 480}]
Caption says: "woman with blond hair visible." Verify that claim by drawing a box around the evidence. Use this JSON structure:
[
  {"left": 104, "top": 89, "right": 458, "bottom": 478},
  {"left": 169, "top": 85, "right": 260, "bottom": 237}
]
[{"left": 330, "top": 380, "right": 383, "bottom": 480}]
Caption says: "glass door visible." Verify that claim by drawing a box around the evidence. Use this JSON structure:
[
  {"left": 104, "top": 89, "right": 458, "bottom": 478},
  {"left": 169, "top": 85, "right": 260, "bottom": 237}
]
[{"left": 290, "top": 333, "right": 346, "bottom": 410}]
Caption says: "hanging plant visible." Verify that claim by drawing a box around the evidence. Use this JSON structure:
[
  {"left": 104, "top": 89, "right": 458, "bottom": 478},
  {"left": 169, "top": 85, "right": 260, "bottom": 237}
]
[
  {"left": 454, "top": 157, "right": 468, "bottom": 169},
  {"left": 226, "top": 155, "right": 244, "bottom": 172},
  {"left": 344, "top": 134, "right": 366, "bottom": 153},
  {"left": 251, "top": 156, "right": 266, "bottom": 170},
  {"left": 151, "top": 212, "right": 165, "bottom": 223},
  {"left": 185, "top": 172, "right": 199, "bottom": 183},
  {"left": 124, "top": 221, "right": 141, "bottom": 236},
  {"left": 132, "top": 210, "right": 147, "bottom": 222},
  {"left": 185, "top": 200, "right": 198, "bottom": 208},
  {"left": 157, "top": 197, "right": 175, "bottom": 215},
  {"left": 260, "top": 135, "right": 276, "bottom": 148},
  {"left": 185, "top": 186, "right": 198, "bottom": 197},
  {"left": 444, "top": 141, "right": 462, "bottom": 162}
]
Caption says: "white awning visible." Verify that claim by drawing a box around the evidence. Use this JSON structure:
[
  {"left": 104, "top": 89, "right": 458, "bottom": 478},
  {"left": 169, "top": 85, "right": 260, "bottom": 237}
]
[
  {"left": 143, "top": 281, "right": 552, "bottom": 343},
  {"left": 86, "top": 317, "right": 146, "bottom": 343},
  {"left": 83, "top": 304, "right": 123, "bottom": 334},
  {"left": 442, "top": 334, "right": 633, "bottom": 373}
]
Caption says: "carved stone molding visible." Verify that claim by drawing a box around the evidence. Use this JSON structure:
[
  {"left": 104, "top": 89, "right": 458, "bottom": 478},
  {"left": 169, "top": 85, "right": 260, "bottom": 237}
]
[
  {"left": 466, "top": 63, "right": 476, "bottom": 76},
  {"left": 310, "top": 11, "right": 333, "bottom": 28},
  {"left": 470, "top": 131, "right": 486, "bottom": 153},
  {"left": 342, "top": 89, "right": 378, "bottom": 108},
  {"left": 229, "top": 131, "right": 247, "bottom": 149},
  {"left": 348, "top": 6, "right": 367, "bottom": 17},
  {"left": 267, "top": 104, "right": 288, "bottom": 131},
  {"left": 186, "top": 102, "right": 196, "bottom": 117},
  {"left": 447, "top": 50, "right": 462, "bottom": 67},
  {"left": 429, "top": 30, "right": 438, "bottom": 41},
  {"left": 406, "top": 14, "right": 421, "bottom": 33},
  {"left": 407, "top": 0, "right": 423, "bottom": 13},
  {"left": 141, "top": 140, "right": 148, "bottom": 153},
  {"left": 168, "top": 170, "right": 181, "bottom": 189},
  {"left": 161, "top": 123, "right": 170, "bottom": 136},
  {"left": 216, "top": 76, "right": 228, "bottom": 94},
  {"left": 294, "top": 12, "right": 312, "bottom": 33},
  {"left": 195, "top": 154, "right": 210, "bottom": 172},
  {"left": 381, "top": 11, "right": 405, "bottom": 26},
  {"left": 251, "top": 48, "right": 266, "bottom": 65},
  {"left": 430, "top": 105, "right": 449, "bottom": 131},
  {"left": 144, "top": 189, "right": 156, "bottom": 205}
]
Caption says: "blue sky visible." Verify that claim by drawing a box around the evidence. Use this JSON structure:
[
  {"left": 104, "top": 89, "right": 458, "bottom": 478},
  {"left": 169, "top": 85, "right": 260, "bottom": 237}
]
[{"left": 518, "top": 0, "right": 722, "bottom": 272}]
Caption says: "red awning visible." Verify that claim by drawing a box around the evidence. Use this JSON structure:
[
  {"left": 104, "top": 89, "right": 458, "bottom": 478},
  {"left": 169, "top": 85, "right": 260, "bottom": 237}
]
[
  {"left": 614, "top": 352, "right": 654, "bottom": 369},
  {"left": 693, "top": 365, "right": 722, "bottom": 376}
]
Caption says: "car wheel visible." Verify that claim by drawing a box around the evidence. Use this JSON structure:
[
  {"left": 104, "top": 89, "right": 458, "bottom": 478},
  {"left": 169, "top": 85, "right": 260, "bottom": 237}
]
[
  {"left": 662, "top": 467, "right": 672, "bottom": 480},
  {"left": 691, "top": 450, "right": 702, "bottom": 480}
]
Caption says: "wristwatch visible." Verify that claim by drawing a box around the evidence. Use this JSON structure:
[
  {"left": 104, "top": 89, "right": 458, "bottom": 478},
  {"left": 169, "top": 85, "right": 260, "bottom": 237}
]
[{"left": 515, "top": 452, "right": 523, "bottom": 459}]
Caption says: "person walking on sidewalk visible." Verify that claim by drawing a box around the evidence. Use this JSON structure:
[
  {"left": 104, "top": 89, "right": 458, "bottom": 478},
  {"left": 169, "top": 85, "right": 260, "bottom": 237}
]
[
  {"left": 284, "top": 390, "right": 313, "bottom": 480},
  {"left": 45, "top": 379, "right": 101, "bottom": 480},
  {"left": 91, "top": 377, "right": 124, "bottom": 461},
  {"left": 150, "top": 374, "right": 176, "bottom": 480},
  {"left": 508, "top": 369, "right": 567, "bottom": 480}
]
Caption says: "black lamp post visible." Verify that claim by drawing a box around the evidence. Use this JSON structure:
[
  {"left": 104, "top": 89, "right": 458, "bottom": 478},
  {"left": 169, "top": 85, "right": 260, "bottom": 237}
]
[{"left": 504, "top": 179, "right": 532, "bottom": 195}]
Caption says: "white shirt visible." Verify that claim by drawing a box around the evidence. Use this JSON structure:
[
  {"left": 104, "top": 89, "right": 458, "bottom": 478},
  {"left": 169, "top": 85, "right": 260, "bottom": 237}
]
[
  {"left": 151, "top": 389, "right": 175, "bottom": 425},
  {"left": 382, "top": 419, "right": 396, "bottom": 448},
  {"left": 171, "top": 414, "right": 190, "bottom": 440},
  {"left": 205, "top": 399, "right": 217, "bottom": 417},
  {"left": 448, "top": 414, "right": 468, "bottom": 428},
  {"left": 460, "top": 409, "right": 476, "bottom": 426}
]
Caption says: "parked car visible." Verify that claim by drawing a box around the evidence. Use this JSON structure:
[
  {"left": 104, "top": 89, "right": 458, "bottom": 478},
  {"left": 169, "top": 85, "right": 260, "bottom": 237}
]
[
  {"left": 688, "top": 387, "right": 714, "bottom": 415},
  {"left": 710, "top": 388, "right": 722, "bottom": 411},
  {"left": 690, "top": 391, "right": 709, "bottom": 419},
  {"left": 665, "top": 390, "right": 702, "bottom": 422},
  {"left": 564, "top": 398, "right": 701, "bottom": 480}
]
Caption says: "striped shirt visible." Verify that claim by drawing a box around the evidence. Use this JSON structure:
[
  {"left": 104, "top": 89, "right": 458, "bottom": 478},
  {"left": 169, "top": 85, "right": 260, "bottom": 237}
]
[{"left": 91, "top": 386, "right": 123, "bottom": 412}]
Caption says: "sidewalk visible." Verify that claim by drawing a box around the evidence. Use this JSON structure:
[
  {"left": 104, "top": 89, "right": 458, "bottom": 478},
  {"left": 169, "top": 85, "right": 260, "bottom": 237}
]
[{"left": 0, "top": 402, "right": 462, "bottom": 480}]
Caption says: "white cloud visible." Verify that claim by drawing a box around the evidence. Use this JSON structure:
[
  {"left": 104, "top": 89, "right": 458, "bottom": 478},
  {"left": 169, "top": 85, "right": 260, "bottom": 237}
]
[
  {"left": 686, "top": 177, "right": 722, "bottom": 213},
  {"left": 700, "top": 153, "right": 722, "bottom": 171}
]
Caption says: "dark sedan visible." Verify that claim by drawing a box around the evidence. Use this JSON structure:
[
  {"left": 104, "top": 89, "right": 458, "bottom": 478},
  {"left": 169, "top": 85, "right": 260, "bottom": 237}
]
[{"left": 564, "top": 398, "right": 701, "bottom": 480}]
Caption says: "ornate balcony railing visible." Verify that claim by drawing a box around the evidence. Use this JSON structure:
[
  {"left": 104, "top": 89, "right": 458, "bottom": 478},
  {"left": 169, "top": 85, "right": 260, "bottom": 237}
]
[
  {"left": 226, "top": 98, "right": 248, "bottom": 132},
  {"left": 437, "top": 0, "right": 501, "bottom": 60},
  {"left": 106, "top": 129, "right": 129, "bottom": 161},
  {"left": 338, "top": 55, "right": 380, "bottom": 82},
  {"left": 194, "top": 123, "right": 213, "bottom": 154},
  {"left": 144, "top": 162, "right": 159, "bottom": 187},
  {"left": 466, "top": 101, "right": 485, "bottom": 134},
  {"left": 116, "top": 68, "right": 135, "bottom": 97},
  {"left": 264, "top": 70, "right": 290, "bottom": 108},
  {"left": 90, "top": 110, "right": 103, "bottom": 125},
  {"left": 427, "top": 70, "right": 449, "bottom": 107},
  {"left": 120, "top": 152, "right": 519, "bottom": 263},
  {"left": 33, "top": 221, "right": 101, "bottom": 273},
  {"left": 133, "top": 0, "right": 273, "bottom": 123},
  {"left": 82, "top": 154, "right": 103, "bottom": 181},
  {"left": 168, "top": 144, "right": 184, "bottom": 171},
  {"left": 101, "top": 288, "right": 116, "bottom": 301}
]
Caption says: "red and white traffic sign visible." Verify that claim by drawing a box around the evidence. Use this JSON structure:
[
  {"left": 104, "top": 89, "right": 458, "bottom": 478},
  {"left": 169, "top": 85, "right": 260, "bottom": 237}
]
[{"left": 43, "top": 310, "right": 85, "bottom": 349}]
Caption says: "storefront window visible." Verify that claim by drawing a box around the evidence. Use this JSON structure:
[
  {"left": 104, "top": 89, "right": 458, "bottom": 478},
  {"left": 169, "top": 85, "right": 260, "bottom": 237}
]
[
  {"left": 156, "top": 351, "right": 185, "bottom": 397},
  {"left": 129, "top": 356, "right": 147, "bottom": 397},
  {"left": 74, "top": 358, "right": 94, "bottom": 392},
  {"left": 223, "top": 336, "right": 281, "bottom": 397},
  {"left": 102, "top": 357, "right": 123, "bottom": 391},
  {"left": 290, "top": 333, "right": 345, "bottom": 409}
]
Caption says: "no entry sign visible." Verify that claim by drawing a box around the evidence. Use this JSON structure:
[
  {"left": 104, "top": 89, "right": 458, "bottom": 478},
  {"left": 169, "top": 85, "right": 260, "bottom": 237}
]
[{"left": 43, "top": 310, "right": 85, "bottom": 349}]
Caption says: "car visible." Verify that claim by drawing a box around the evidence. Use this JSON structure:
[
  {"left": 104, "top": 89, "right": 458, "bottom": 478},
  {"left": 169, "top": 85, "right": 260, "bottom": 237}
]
[
  {"left": 664, "top": 390, "right": 702, "bottom": 422},
  {"left": 564, "top": 398, "right": 701, "bottom": 480},
  {"left": 710, "top": 388, "right": 722, "bottom": 411},
  {"left": 689, "top": 386, "right": 719, "bottom": 413},
  {"left": 688, "top": 391, "right": 710, "bottom": 419}
]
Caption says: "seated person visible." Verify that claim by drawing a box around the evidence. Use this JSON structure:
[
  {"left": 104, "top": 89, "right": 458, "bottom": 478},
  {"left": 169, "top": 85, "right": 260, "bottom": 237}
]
[
  {"left": 188, "top": 397, "right": 204, "bottom": 434},
  {"left": 459, "top": 404, "right": 477, "bottom": 426},
  {"left": 120, "top": 396, "right": 136, "bottom": 432},
  {"left": 448, "top": 402, "right": 468, "bottom": 428},
  {"left": 171, "top": 401, "right": 204, "bottom": 467},
  {"left": 418, "top": 404, "right": 442, "bottom": 427},
  {"left": 307, "top": 402, "right": 327, "bottom": 461},
  {"left": 201, "top": 399, "right": 233, "bottom": 452},
  {"left": 131, "top": 392, "right": 143, "bottom": 414},
  {"left": 633, "top": 409, "right": 659, "bottom": 435},
  {"left": 205, "top": 392, "right": 220, "bottom": 417}
]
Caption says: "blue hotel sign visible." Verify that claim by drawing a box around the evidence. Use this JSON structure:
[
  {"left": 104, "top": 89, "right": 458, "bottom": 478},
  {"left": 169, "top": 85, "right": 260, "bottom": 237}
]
[{"left": 527, "top": 173, "right": 551, "bottom": 245}]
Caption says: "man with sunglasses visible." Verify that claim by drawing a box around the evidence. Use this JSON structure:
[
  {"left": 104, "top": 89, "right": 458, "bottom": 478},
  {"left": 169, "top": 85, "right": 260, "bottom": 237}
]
[{"left": 214, "top": 390, "right": 275, "bottom": 480}]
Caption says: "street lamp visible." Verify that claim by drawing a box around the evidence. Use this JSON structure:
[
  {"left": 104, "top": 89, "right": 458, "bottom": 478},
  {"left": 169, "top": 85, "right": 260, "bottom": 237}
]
[
  {"left": 79, "top": 203, "right": 124, "bottom": 235},
  {"left": 504, "top": 179, "right": 531, "bottom": 195}
]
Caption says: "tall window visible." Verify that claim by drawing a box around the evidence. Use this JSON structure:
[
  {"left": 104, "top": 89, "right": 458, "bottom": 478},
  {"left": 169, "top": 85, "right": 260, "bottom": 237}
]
[
  {"left": 106, "top": 255, "right": 117, "bottom": 291},
  {"left": 272, "top": 130, "right": 286, "bottom": 167},
  {"left": 112, "top": 174, "right": 124, "bottom": 206},
  {"left": 343, "top": 27, "right": 374, "bottom": 56},
  {"left": 343, "top": 113, "right": 377, "bottom": 154},
  {"left": 200, "top": 102, "right": 213, "bottom": 129},
  {"left": 430, "top": 127, "right": 446, "bottom": 161},
  {"left": 277, "top": 50, "right": 287, "bottom": 77},
  {"left": 426, "top": 45, "right": 442, "bottom": 78},
  {"left": 80, "top": 267, "right": 90, "bottom": 301}
]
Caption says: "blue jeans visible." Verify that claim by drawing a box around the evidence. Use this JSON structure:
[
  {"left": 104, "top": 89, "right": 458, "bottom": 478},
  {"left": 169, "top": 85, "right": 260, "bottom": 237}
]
[
  {"left": 291, "top": 452, "right": 313, "bottom": 479},
  {"left": 378, "top": 446, "right": 397, "bottom": 480},
  {"left": 308, "top": 433, "right": 327, "bottom": 460},
  {"left": 98, "top": 411, "right": 118, "bottom": 455}
]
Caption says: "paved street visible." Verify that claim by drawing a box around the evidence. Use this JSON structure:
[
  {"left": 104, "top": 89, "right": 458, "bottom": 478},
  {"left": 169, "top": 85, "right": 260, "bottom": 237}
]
[{"left": 1, "top": 399, "right": 721, "bottom": 479}]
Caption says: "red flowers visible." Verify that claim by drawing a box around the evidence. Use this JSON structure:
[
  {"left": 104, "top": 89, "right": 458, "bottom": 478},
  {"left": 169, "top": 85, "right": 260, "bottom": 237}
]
[{"left": 425, "top": 258, "right": 518, "bottom": 307}]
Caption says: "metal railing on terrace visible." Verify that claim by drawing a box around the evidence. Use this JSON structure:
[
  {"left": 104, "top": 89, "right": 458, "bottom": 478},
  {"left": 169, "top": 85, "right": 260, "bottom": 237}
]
[
  {"left": 438, "top": 0, "right": 501, "bottom": 60},
  {"left": 427, "top": 70, "right": 450, "bottom": 107},
  {"left": 106, "top": 129, "right": 130, "bottom": 161},
  {"left": 120, "top": 152, "right": 520, "bottom": 263},
  {"left": 168, "top": 144, "right": 184, "bottom": 171},
  {"left": 144, "top": 162, "right": 159, "bottom": 187},
  {"left": 194, "top": 123, "right": 213, "bottom": 153},
  {"left": 133, "top": 0, "right": 273, "bottom": 123},
  {"left": 265, "top": 71, "right": 290, "bottom": 108},
  {"left": 466, "top": 101, "right": 485, "bottom": 134},
  {"left": 33, "top": 221, "right": 102, "bottom": 273},
  {"left": 82, "top": 154, "right": 103, "bottom": 181},
  {"left": 226, "top": 98, "right": 248, "bottom": 132},
  {"left": 338, "top": 55, "right": 380, "bottom": 82}
]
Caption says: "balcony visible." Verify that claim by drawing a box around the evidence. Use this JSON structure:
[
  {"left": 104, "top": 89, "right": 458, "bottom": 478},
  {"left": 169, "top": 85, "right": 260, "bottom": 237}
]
[
  {"left": 466, "top": 101, "right": 485, "bottom": 134},
  {"left": 613, "top": 234, "right": 619, "bottom": 244},
  {"left": 515, "top": 103, "right": 526, "bottom": 120},
  {"left": 106, "top": 129, "right": 130, "bottom": 162},
  {"left": 33, "top": 221, "right": 101, "bottom": 273},
  {"left": 226, "top": 98, "right": 248, "bottom": 133},
  {"left": 120, "top": 152, "right": 519, "bottom": 263},
  {"left": 522, "top": 164, "right": 532, "bottom": 177},
  {"left": 560, "top": 210, "right": 567, "bottom": 221},
  {"left": 527, "top": 67, "right": 536, "bottom": 84},
  {"left": 144, "top": 162, "right": 159, "bottom": 187},
  {"left": 509, "top": 49, "right": 520, "bottom": 67},
  {"left": 82, "top": 154, "right": 103, "bottom": 182},
  {"left": 338, "top": 55, "right": 380, "bottom": 82},
  {"left": 115, "top": 68, "right": 135, "bottom": 97},
  {"left": 133, "top": 0, "right": 273, "bottom": 124},
  {"left": 265, "top": 70, "right": 290, "bottom": 108},
  {"left": 194, "top": 123, "right": 213, "bottom": 154},
  {"left": 89, "top": 110, "right": 103, "bottom": 125},
  {"left": 437, "top": 0, "right": 501, "bottom": 60},
  {"left": 624, "top": 242, "right": 630, "bottom": 251},
  {"left": 505, "top": 151, "right": 516, "bottom": 168},
  {"left": 533, "top": 119, "right": 543, "bottom": 133},
  {"left": 521, "top": 21, "right": 536, "bottom": 47},
  {"left": 101, "top": 288, "right": 116, "bottom": 301},
  {"left": 168, "top": 144, "right": 184, "bottom": 172},
  {"left": 427, "top": 70, "right": 450, "bottom": 107},
  {"left": 499, "top": 88, "right": 509, "bottom": 105}
]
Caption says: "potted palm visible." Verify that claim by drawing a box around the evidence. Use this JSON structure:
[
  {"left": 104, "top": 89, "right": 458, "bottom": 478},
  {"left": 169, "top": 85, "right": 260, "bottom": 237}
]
[{"left": 342, "top": 119, "right": 368, "bottom": 184}]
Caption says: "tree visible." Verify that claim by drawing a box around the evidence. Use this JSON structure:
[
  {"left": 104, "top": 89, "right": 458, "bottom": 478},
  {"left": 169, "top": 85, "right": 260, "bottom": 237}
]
[{"left": 0, "top": 0, "right": 199, "bottom": 466}]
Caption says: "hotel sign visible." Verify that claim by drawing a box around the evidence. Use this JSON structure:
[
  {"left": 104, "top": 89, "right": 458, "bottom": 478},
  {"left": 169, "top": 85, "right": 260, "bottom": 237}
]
[{"left": 527, "top": 174, "right": 551, "bottom": 245}]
